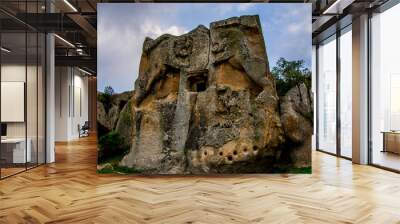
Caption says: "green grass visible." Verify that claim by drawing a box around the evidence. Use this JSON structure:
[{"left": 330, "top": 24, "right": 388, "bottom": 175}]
[
  {"left": 97, "top": 165, "right": 143, "bottom": 174},
  {"left": 113, "top": 165, "right": 143, "bottom": 174},
  {"left": 271, "top": 166, "right": 312, "bottom": 174},
  {"left": 98, "top": 153, "right": 126, "bottom": 165},
  {"left": 97, "top": 166, "right": 114, "bottom": 174},
  {"left": 288, "top": 166, "right": 312, "bottom": 174}
]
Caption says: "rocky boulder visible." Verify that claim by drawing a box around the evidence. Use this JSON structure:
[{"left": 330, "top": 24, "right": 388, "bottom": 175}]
[
  {"left": 97, "top": 91, "right": 133, "bottom": 132},
  {"left": 280, "top": 83, "right": 313, "bottom": 168},
  {"left": 118, "top": 15, "right": 310, "bottom": 174},
  {"left": 115, "top": 99, "right": 133, "bottom": 148}
]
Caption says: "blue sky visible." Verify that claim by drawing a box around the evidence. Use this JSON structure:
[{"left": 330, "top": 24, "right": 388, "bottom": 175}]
[{"left": 98, "top": 3, "right": 311, "bottom": 93}]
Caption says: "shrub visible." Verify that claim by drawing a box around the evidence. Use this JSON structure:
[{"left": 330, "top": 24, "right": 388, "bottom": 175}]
[{"left": 98, "top": 131, "right": 128, "bottom": 163}]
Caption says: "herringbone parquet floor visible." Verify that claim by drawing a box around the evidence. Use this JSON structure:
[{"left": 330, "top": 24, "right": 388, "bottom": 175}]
[{"left": 1, "top": 135, "right": 400, "bottom": 224}]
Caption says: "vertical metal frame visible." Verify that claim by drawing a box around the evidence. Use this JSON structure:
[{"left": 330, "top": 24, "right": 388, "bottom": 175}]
[
  {"left": 36, "top": 0, "right": 39, "bottom": 167},
  {"left": 315, "top": 45, "right": 320, "bottom": 151},
  {"left": 367, "top": 11, "right": 373, "bottom": 165},
  {"left": 0, "top": 21, "right": 2, "bottom": 179},
  {"left": 44, "top": 0, "right": 48, "bottom": 164},
  {"left": 25, "top": 0, "right": 28, "bottom": 171},
  {"left": 335, "top": 23, "right": 353, "bottom": 160},
  {"left": 69, "top": 69, "right": 71, "bottom": 118},
  {"left": 336, "top": 27, "right": 341, "bottom": 157},
  {"left": 80, "top": 88, "right": 82, "bottom": 117},
  {"left": 72, "top": 68, "right": 75, "bottom": 118}
]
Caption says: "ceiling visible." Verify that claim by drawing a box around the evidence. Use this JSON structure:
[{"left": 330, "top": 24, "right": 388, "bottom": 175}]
[
  {"left": 1, "top": 0, "right": 98, "bottom": 74},
  {"left": 310, "top": 0, "right": 390, "bottom": 43},
  {"left": 1, "top": 0, "right": 394, "bottom": 73}
]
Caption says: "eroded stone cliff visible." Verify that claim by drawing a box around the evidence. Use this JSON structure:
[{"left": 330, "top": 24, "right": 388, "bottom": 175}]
[{"left": 118, "top": 15, "right": 311, "bottom": 174}]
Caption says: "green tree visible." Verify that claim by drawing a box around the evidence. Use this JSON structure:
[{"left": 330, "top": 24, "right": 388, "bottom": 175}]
[
  {"left": 271, "top": 57, "right": 311, "bottom": 96},
  {"left": 104, "top": 86, "right": 114, "bottom": 96},
  {"left": 98, "top": 86, "right": 114, "bottom": 113}
]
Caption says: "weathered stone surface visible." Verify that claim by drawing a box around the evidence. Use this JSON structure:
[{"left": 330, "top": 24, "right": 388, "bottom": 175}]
[
  {"left": 119, "top": 15, "right": 310, "bottom": 174},
  {"left": 115, "top": 99, "right": 133, "bottom": 147},
  {"left": 280, "top": 83, "right": 313, "bottom": 167},
  {"left": 133, "top": 25, "right": 210, "bottom": 106},
  {"left": 210, "top": 16, "right": 272, "bottom": 89},
  {"left": 97, "top": 91, "right": 133, "bottom": 132},
  {"left": 280, "top": 83, "right": 312, "bottom": 143}
]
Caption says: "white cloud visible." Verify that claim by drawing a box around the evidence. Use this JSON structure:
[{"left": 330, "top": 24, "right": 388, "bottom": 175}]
[
  {"left": 237, "top": 3, "right": 254, "bottom": 12},
  {"left": 287, "top": 23, "right": 302, "bottom": 34},
  {"left": 141, "top": 22, "right": 187, "bottom": 38},
  {"left": 287, "top": 8, "right": 301, "bottom": 16},
  {"left": 214, "top": 3, "right": 255, "bottom": 15},
  {"left": 98, "top": 6, "right": 188, "bottom": 93},
  {"left": 215, "top": 4, "right": 235, "bottom": 16},
  {"left": 98, "top": 3, "right": 312, "bottom": 93}
]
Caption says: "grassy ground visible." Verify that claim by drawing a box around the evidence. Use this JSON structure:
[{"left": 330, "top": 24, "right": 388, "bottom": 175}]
[{"left": 97, "top": 164, "right": 143, "bottom": 174}]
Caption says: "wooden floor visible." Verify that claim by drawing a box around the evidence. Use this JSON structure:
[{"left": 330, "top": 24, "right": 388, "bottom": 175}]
[
  {"left": 1, "top": 167, "right": 26, "bottom": 178},
  {"left": 372, "top": 150, "right": 400, "bottom": 171},
  {"left": 1, "top": 136, "right": 400, "bottom": 224}
]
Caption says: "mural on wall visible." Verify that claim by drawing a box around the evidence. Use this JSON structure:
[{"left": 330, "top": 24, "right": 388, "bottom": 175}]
[{"left": 97, "top": 4, "right": 312, "bottom": 174}]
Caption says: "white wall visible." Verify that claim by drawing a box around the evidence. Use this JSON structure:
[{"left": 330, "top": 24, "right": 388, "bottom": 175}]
[
  {"left": 55, "top": 66, "right": 69, "bottom": 141},
  {"left": 55, "top": 67, "right": 89, "bottom": 141},
  {"left": 72, "top": 73, "right": 89, "bottom": 138},
  {"left": 1, "top": 65, "right": 26, "bottom": 137},
  {"left": 1, "top": 63, "right": 46, "bottom": 164},
  {"left": 1, "top": 65, "right": 39, "bottom": 138}
]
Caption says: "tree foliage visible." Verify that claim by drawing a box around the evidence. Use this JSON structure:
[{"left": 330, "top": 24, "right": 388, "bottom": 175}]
[
  {"left": 104, "top": 86, "right": 114, "bottom": 96},
  {"left": 98, "top": 86, "right": 115, "bottom": 113},
  {"left": 271, "top": 57, "right": 311, "bottom": 96},
  {"left": 98, "top": 131, "right": 128, "bottom": 163}
]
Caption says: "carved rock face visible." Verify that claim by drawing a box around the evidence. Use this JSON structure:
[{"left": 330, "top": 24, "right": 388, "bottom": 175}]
[
  {"left": 132, "top": 25, "right": 210, "bottom": 106},
  {"left": 173, "top": 36, "right": 193, "bottom": 58},
  {"left": 119, "top": 15, "right": 310, "bottom": 174}
]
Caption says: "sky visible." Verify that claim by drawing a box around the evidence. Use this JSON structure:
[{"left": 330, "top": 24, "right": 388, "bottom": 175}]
[{"left": 98, "top": 3, "right": 311, "bottom": 93}]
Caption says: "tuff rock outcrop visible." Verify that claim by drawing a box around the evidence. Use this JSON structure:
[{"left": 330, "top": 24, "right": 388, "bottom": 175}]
[
  {"left": 118, "top": 15, "right": 311, "bottom": 174},
  {"left": 97, "top": 91, "right": 132, "bottom": 129}
]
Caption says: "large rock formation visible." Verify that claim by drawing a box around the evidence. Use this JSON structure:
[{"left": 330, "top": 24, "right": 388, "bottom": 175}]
[
  {"left": 97, "top": 91, "right": 133, "bottom": 131},
  {"left": 118, "top": 15, "right": 311, "bottom": 174}
]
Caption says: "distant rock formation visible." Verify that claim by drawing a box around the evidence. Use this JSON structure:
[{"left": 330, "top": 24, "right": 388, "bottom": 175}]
[
  {"left": 97, "top": 91, "right": 133, "bottom": 146},
  {"left": 113, "top": 15, "right": 311, "bottom": 174}
]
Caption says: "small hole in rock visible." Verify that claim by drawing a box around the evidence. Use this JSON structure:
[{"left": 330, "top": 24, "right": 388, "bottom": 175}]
[
  {"left": 227, "top": 155, "right": 233, "bottom": 161},
  {"left": 233, "top": 150, "right": 237, "bottom": 155},
  {"left": 253, "top": 146, "right": 258, "bottom": 151},
  {"left": 219, "top": 151, "right": 223, "bottom": 156},
  {"left": 243, "top": 148, "right": 247, "bottom": 152},
  {"left": 188, "top": 74, "right": 208, "bottom": 92},
  {"left": 204, "top": 151, "right": 207, "bottom": 156}
]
